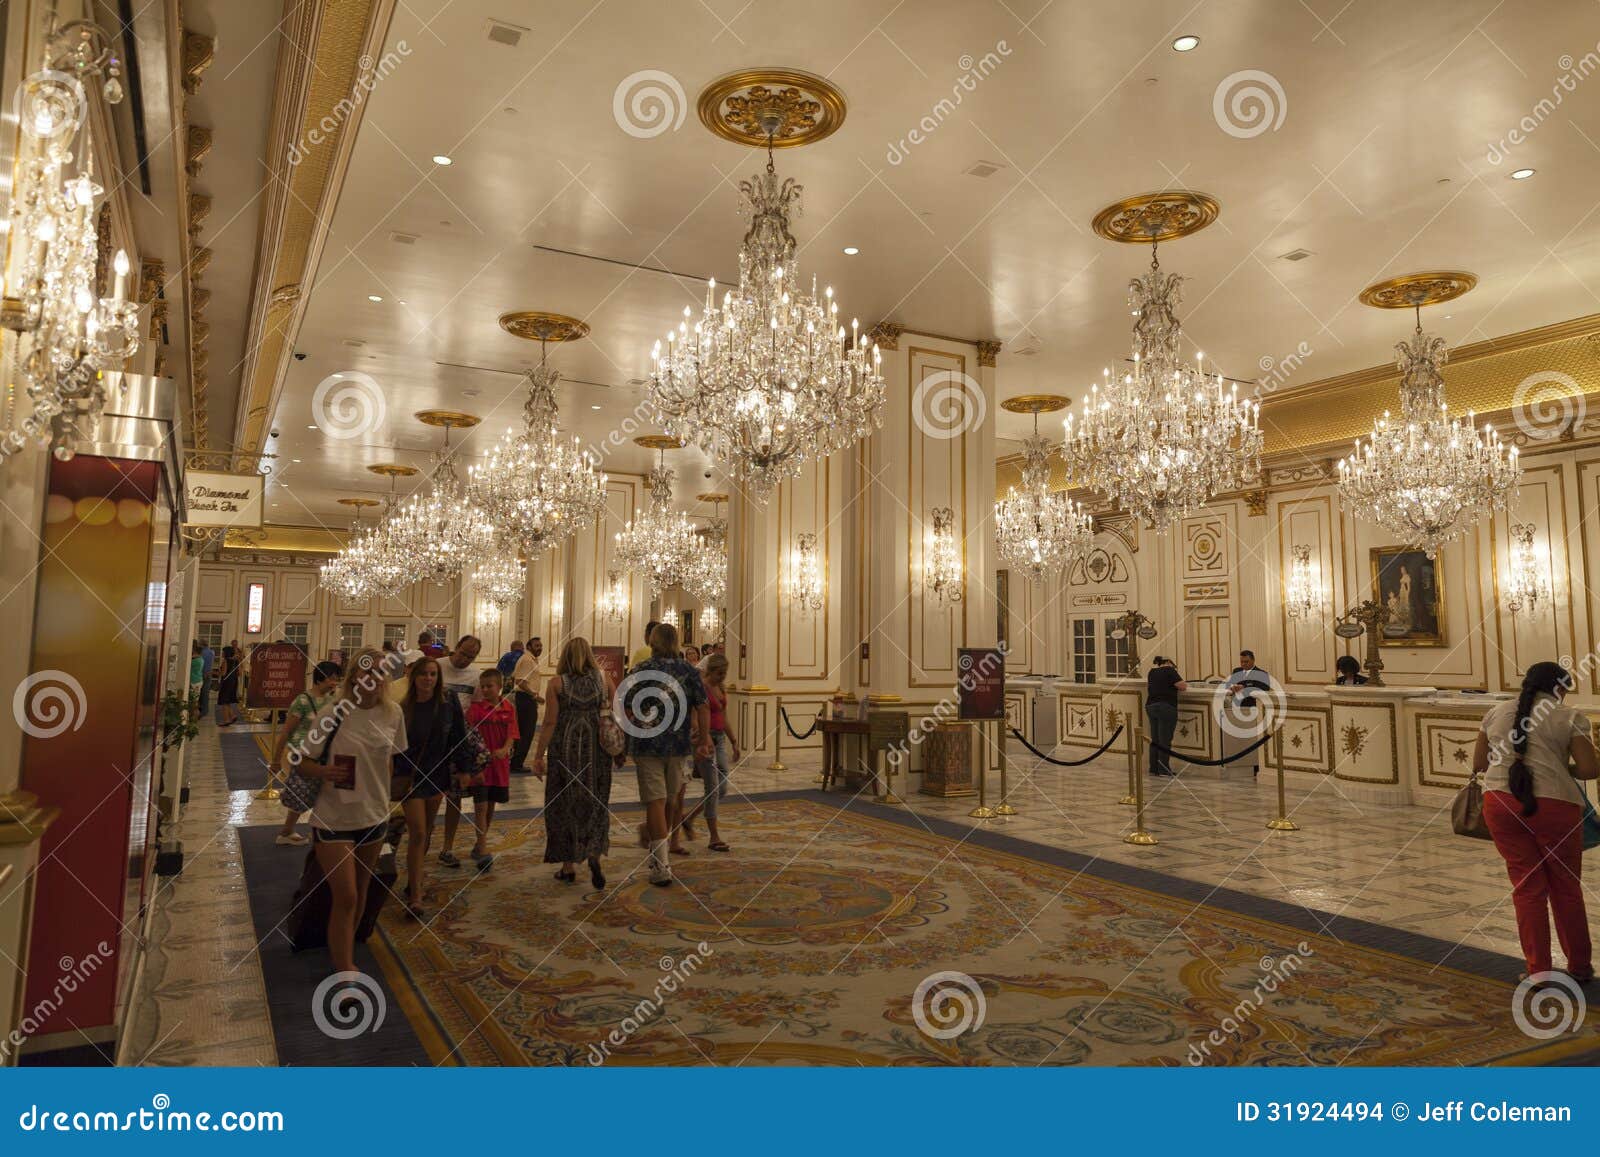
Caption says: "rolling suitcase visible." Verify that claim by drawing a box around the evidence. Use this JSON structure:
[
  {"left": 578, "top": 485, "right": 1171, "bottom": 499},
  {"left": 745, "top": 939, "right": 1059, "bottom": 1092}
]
[{"left": 287, "top": 846, "right": 398, "bottom": 952}]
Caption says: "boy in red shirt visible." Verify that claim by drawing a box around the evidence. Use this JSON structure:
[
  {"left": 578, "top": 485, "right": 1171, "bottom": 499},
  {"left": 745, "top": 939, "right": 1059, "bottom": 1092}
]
[{"left": 464, "top": 668, "right": 518, "bottom": 871}]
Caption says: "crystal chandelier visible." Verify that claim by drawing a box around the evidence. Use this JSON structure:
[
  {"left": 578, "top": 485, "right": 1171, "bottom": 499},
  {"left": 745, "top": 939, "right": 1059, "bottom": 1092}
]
[
  {"left": 1336, "top": 277, "right": 1519, "bottom": 560},
  {"left": 682, "top": 494, "right": 728, "bottom": 606},
  {"left": 648, "top": 131, "right": 884, "bottom": 500},
  {"left": 1, "top": 25, "right": 140, "bottom": 462},
  {"left": 324, "top": 466, "right": 416, "bottom": 600},
  {"left": 788, "top": 532, "right": 825, "bottom": 616},
  {"left": 1505, "top": 523, "right": 1550, "bottom": 616},
  {"left": 384, "top": 415, "right": 496, "bottom": 584},
  {"left": 1066, "top": 195, "right": 1261, "bottom": 532},
  {"left": 601, "top": 570, "right": 630, "bottom": 624},
  {"left": 469, "top": 331, "right": 607, "bottom": 557},
  {"left": 473, "top": 556, "right": 525, "bottom": 612},
  {"left": 321, "top": 498, "right": 381, "bottom": 600},
  {"left": 925, "top": 507, "right": 964, "bottom": 605},
  {"left": 994, "top": 396, "right": 1093, "bottom": 583},
  {"left": 1285, "top": 544, "right": 1320, "bottom": 621},
  {"left": 614, "top": 439, "right": 698, "bottom": 595}
]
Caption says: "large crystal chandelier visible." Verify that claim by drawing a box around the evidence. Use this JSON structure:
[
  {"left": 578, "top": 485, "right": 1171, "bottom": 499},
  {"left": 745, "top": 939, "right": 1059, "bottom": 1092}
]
[
  {"left": 648, "top": 129, "right": 884, "bottom": 500},
  {"left": 321, "top": 498, "right": 381, "bottom": 600},
  {"left": 614, "top": 438, "right": 698, "bottom": 594},
  {"left": 384, "top": 414, "right": 496, "bottom": 584},
  {"left": 1, "top": 25, "right": 140, "bottom": 462},
  {"left": 1066, "top": 194, "right": 1261, "bottom": 532},
  {"left": 682, "top": 494, "right": 728, "bottom": 606},
  {"left": 1337, "top": 277, "right": 1519, "bottom": 559},
  {"left": 994, "top": 396, "right": 1093, "bottom": 584},
  {"left": 323, "top": 465, "right": 416, "bottom": 600},
  {"left": 469, "top": 324, "right": 606, "bottom": 557}
]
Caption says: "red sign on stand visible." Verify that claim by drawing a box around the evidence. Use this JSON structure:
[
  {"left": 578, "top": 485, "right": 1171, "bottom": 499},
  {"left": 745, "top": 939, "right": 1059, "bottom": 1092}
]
[
  {"left": 248, "top": 643, "right": 307, "bottom": 709},
  {"left": 956, "top": 647, "right": 1007, "bottom": 720},
  {"left": 594, "top": 645, "right": 629, "bottom": 693}
]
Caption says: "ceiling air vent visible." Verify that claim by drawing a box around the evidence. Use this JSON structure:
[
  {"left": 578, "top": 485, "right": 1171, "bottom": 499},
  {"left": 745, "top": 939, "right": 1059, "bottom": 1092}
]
[
  {"left": 485, "top": 18, "right": 527, "bottom": 47},
  {"left": 389, "top": 231, "right": 418, "bottom": 245},
  {"left": 963, "top": 160, "right": 1005, "bottom": 178},
  {"left": 342, "top": 339, "right": 365, "bottom": 348},
  {"left": 626, "top": 377, "right": 648, "bottom": 386},
  {"left": 1279, "top": 248, "right": 1313, "bottom": 262}
]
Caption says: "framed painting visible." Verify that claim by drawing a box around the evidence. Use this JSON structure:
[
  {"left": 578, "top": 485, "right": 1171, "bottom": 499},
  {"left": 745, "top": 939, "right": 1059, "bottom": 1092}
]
[{"left": 1370, "top": 546, "right": 1445, "bottom": 647}]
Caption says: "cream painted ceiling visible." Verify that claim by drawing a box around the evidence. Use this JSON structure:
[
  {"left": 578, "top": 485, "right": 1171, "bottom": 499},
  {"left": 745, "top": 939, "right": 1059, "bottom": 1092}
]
[{"left": 252, "top": 0, "right": 1600, "bottom": 527}]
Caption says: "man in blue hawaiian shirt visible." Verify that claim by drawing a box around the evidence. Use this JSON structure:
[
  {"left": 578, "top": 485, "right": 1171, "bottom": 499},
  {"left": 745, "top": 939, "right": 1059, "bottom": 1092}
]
[{"left": 621, "top": 622, "right": 710, "bottom": 886}]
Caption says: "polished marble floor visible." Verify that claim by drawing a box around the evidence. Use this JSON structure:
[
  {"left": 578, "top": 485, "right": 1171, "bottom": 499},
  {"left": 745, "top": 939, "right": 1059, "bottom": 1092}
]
[{"left": 123, "top": 718, "right": 1534, "bottom": 1066}]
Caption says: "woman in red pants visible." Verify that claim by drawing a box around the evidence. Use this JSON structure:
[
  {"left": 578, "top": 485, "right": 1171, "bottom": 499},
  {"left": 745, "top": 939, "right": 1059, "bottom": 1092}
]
[{"left": 1473, "top": 660, "right": 1599, "bottom": 983}]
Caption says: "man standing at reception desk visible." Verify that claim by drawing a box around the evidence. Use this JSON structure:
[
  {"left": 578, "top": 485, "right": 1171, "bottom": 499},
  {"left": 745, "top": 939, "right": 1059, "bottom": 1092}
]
[
  {"left": 1145, "top": 658, "right": 1188, "bottom": 777},
  {"left": 1225, "top": 651, "right": 1273, "bottom": 776}
]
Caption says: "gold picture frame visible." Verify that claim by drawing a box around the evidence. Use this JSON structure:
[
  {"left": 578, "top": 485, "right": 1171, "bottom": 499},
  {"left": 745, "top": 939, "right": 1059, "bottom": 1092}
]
[{"left": 1370, "top": 546, "right": 1445, "bottom": 647}]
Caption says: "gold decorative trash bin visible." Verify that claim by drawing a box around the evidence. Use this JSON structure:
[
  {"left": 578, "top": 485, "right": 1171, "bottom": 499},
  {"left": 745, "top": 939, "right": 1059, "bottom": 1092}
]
[{"left": 920, "top": 722, "right": 976, "bottom": 797}]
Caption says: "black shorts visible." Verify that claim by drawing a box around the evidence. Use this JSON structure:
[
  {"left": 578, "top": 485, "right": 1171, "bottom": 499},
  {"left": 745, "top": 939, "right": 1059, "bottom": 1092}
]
[
  {"left": 313, "top": 821, "right": 388, "bottom": 846},
  {"left": 472, "top": 784, "right": 510, "bottom": 804}
]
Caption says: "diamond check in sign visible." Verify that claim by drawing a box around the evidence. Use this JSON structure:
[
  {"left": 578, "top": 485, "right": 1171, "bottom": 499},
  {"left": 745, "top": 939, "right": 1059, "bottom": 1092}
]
[{"left": 184, "top": 469, "right": 263, "bottom": 529}]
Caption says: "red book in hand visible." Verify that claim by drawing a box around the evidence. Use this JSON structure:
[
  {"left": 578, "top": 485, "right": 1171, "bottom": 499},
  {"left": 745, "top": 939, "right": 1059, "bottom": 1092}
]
[{"left": 330, "top": 754, "right": 357, "bottom": 790}]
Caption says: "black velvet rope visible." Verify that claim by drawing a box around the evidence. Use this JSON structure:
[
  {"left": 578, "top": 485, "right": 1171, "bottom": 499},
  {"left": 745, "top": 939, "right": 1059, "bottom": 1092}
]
[
  {"left": 1009, "top": 725, "right": 1125, "bottom": 766},
  {"left": 1148, "top": 730, "right": 1276, "bottom": 766},
  {"left": 778, "top": 705, "right": 821, "bottom": 741}
]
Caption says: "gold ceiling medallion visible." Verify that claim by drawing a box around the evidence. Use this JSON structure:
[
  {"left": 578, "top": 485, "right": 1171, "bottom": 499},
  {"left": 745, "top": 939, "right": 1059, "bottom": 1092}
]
[
  {"left": 697, "top": 68, "right": 847, "bottom": 149},
  {"left": 497, "top": 311, "right": 591, "bottom": 343},
  {"left": 1091, "top": 191, "right": 1221, "bottom": 244},
  {"left": 634, "top": 434, "right": 685, "bottom": 450},
  {"left": 1357, "top": 271, "right": 1477, "bottom": 310},
  {"left": 337, "top": 497, "right": 381, "bottom": 508},
  {"left": 414, "top": 409, "right": 481, "bottom": 429},
  {"left": 366, "top": 463, "right": 418, "bottom": 478},
  {"left": 1001, "top": 394, "right": 1071, "bottom": 414},
  {"left": 696, "top": 492, "right": 729, "bottom": 503}
]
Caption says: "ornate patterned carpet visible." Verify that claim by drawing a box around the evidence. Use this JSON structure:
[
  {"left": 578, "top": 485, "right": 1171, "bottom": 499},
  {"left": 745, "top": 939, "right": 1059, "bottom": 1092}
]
[{"left": 365, "top": 794, "right": 1600, "bottom": 1066}]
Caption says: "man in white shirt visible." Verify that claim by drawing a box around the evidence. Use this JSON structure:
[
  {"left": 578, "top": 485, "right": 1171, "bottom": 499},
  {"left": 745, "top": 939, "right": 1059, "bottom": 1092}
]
[{"left": 510, "top": 637, "right": 544, "bottom": 774}]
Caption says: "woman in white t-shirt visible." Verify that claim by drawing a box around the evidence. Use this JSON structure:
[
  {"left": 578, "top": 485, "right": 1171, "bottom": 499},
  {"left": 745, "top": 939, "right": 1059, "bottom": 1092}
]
[
  {"left": 298, "top": 647, "right": 408, "bottom": 974},
  {"left": 1473, "top": 660, "right": 1599, "bottom": 983}
]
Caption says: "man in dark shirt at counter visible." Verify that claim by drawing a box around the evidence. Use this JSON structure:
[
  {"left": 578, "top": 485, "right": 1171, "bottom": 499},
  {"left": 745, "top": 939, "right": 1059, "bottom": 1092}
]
[{"left": 1145, "top": 657, "right": 1187, "bottom": 777}]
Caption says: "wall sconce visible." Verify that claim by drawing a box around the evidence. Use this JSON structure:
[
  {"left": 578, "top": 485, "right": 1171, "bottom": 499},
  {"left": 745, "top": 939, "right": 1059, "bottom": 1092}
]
[
  {"left": 701, "top": 603, "right": 720, "bottom": 639},
  {"left": 660, "top": 606, "right": 680, "bottom": 629},
  {"left": 1285, "top": 543, "right": 1321, "bottom": 621},
  {"left": 926, "top": 507, "right": 964, "bottom": 605},
  {"left": 789, "top": 531, "right": 825, "bottom": 616},
  {"left": 601, "top": 569, "right": 628, "bottom": 624},
  {"left": 1505, "top": 523, "right": 1550, "bottom": 616}
]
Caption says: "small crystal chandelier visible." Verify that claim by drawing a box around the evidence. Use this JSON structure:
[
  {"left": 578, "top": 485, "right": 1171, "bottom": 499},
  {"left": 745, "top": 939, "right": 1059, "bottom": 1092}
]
[
  {"left": 469, "top": 330, "right": 607, "bottom": 557},
  {"left": 321, "top": 498, "right": 381, "bottom": 600},
  {"left": 600, "top": 569, "right": 630, "bottom": 624},
  {"left": 473, "top": 556, "right": 526, "bottom": 612},
  {"left": 1067, "top": 194, "right": 1261, "bottom": 532},
  {"left": 648, "top": 126, "right": 884, "bottom": 500},
  {"left": 1, "top": 24, "right": 140, "bottom": 462},
  {"left": 788, "top": 531, "right": 825, "bottom": 615},
  {"left": 328, "top": 465, "right": 417, "bottom": 600},
  {"left": 1337, "top": 276, "right": 1519, "bottom": 559},
  {"left": 925, "top": 507, "right": 964, "bottom": 604},
  {"left": 385, "top": 415, "right": 496, "bottom": 584},
  {"left": 614, "top": 438, "right": 698, "bottom": 594},
  {"left": 994, "top": 396, "right": 1093, "bottom": 583},
  {"left": 683, "top": 494, "right": 729, "bottom": 606},
  {"left": 1505, "top": 523, "right": 1550, "bottom": 616},
  {"left": 1285, "top": 544, "right": 1320, "bottom": 621}
]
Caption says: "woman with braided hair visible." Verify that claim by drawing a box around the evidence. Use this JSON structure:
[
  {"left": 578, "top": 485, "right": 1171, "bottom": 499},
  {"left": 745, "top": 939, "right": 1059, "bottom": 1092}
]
[{"left": 1473, "top": 660, "right": 1600, "bottom": 982}]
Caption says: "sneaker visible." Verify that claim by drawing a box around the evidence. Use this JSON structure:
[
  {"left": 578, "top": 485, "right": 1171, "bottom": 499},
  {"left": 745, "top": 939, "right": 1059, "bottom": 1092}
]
[
  {"left": 275, "top": 832, "right": 309, "bottom": 846},
  {"left": 438, "top": 850, "right": 460, "bottom": 868},
  {"left": 649, "top": 871, "right": 673, "bottom": 887}
]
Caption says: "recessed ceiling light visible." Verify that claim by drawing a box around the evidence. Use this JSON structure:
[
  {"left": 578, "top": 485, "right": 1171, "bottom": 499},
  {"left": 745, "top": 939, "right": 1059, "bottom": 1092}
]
[
  {"left": 307, "top": 424, "right": 318, "bottom": 430},
  {"left": 842, "top": 246, "right": 859, "bottom": 255},
  {"left": 291, "top": 458, "right": 302, "bottom": 463},
  {"left": 367, "top": 294, "right": 383, "bottom": 302},
  {"left": 1172, "top": 34, "right": 1200, "bottom": 51},
  {"left": 591, "top": 404, "right": 602, "bottom": 410},
  {"left": 431, "top": 154, "right": 452, "bottom": 166},
  {"left": 1511, "top": 167, "right": 1535, "bottom": 180}
]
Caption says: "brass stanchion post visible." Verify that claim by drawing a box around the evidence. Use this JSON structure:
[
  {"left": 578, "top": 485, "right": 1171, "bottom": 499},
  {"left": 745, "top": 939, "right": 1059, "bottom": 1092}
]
[
  {"left": 1124, "top": 730, "right": 1157, "bottom": 845},
  {"left": 1119, "top": 722, "right": 1137, "bottom": 805},
  {"left": 1266, "top": 726, "right": 1299, "bottom": 831},
  {"left": 254, "top": 760, "right": 281, "bottom": 802},
  {"left": 767, "top": 696, "right": 787, "bottom": 771},
  {"left": 876, "top": 746, "right": 902, "bottom": 805},
  {"left": 968, "top": 722, "right": 996, "bottom": 819},
  {"left": 994, "top": 723, "right": 1015, "bottom": 815}
]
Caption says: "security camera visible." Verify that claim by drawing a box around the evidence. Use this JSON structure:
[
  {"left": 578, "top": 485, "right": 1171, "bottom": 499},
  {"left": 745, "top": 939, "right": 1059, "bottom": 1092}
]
[
  {"left": 270, "top": 429, "right": 280, "bottom": 439},
  {"left": 703, "top": 469, "right": 713, "bottom": 479},
  {"left": 293, "top": 351, "right": 308, "bottom": 361}
]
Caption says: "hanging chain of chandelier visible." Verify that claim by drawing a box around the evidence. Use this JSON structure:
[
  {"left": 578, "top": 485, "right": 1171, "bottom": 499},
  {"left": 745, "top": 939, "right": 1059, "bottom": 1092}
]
[{"left": 1, "top": 19, "right": 141, "bottom": 462}]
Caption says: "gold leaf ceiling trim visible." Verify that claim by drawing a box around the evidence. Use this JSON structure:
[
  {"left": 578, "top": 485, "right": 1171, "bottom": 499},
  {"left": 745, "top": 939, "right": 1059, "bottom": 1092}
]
[{"left": 232, "top": 0, "right": 399, "bottom": 459}]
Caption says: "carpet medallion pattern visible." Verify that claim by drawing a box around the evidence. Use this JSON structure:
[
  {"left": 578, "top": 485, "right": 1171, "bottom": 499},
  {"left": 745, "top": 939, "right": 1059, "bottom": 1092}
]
[{"left": 369, "top": 797, "right": 1597, "bottom": 1066}]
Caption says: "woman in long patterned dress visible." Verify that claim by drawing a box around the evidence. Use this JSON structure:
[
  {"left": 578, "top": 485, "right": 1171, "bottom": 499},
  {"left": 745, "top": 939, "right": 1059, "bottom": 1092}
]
[{"left": 532, "top": 636, "right": 614, "bottom": 891}]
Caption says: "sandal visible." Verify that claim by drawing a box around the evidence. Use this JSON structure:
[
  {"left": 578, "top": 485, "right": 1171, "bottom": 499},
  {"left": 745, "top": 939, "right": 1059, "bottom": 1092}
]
[
  {"left": 474, "top": 853, "right": 494, "bottom": 872},
  {"left": 708, "top": 841, "right": 730, "bottom": 853},
  {"left": 438, "top": 851, "right": 460, "bottom": 868},
  {"left": 555, "top": 869, "right": 576, "bottom": 883}
]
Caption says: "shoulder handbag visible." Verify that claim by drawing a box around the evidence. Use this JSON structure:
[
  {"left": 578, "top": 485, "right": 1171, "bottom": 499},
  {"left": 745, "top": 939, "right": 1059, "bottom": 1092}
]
[
  {"left": 1451, "top": 770, "right": 1492, "bottom": 841},
  {"left": 281, "top": 715, "right": 343, "bottom": 814}
]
